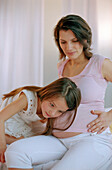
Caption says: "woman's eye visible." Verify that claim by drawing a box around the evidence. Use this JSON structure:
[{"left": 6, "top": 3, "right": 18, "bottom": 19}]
[
  {"left": 60, "top": 41, "right": 66, "bottom": 44},
  {"left": 58, "top": 110, "right": 63, "bottom": 113},
  {"left": 73, "top": 40, "right": 78, "bottom": 42}
]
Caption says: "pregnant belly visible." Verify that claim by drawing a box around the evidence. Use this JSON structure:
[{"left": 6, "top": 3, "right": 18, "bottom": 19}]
[{"left": 65, "top": 103, "right": 104, "bottom": 133}]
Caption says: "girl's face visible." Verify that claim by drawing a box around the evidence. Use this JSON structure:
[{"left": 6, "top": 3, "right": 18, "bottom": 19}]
[
  {"left": 41, "top": 96, "right": 69, "bottom": 118},
  {"left": 59, "top": 29, "right": 84, "bottom": 60}
]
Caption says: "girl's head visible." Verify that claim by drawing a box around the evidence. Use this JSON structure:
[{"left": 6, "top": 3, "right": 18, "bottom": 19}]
[
  {"left": 38, "top": 77, "right": 81, "bottom": 118},
  {"left": 54, "top": 14, "right": 92, "bottom": 60},
  {"left": 41, "top": 96, "right": 69, "bottom": 118},
  {"left": 3, "top": 77, "right": 81, "bottom": 114},
  {"left": 3, "top": 77, "right": 81, "bottom": 135}
]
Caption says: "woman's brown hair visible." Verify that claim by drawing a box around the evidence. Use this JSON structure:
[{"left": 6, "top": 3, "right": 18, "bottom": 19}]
[{"left": 54, "top": 14, "right": 93, "bottom": 60}]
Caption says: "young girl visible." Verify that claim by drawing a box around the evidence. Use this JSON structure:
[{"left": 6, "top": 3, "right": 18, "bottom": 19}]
[{"left": 0, "top": 77, "right": 81, "bottom": 163}]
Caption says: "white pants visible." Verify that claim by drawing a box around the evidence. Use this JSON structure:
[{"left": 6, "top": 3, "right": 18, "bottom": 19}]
[{"left": 5, "top": 133, "right": 112, "bottom": 170}]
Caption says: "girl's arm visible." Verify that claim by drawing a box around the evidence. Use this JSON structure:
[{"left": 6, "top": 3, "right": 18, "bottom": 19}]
[
  {"left": 5, "top": 134, "right": 24, "bottom": 144},
  {"left": 0, "top": 93, "right": 28, "bottom": 162},
  {"left": 0, "top": 121, "right": 6, "bottom": 162},
  {"left": 0, "top": 93, "right": 28, "bottom": 121}
]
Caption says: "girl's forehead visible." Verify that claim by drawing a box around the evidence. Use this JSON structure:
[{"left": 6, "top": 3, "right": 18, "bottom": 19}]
[
  {"left": 48, "top": 96, "right": 64, "bottom": 101},
  {"left": 50, "top": 97, "right": 68, "bottom": 111}
]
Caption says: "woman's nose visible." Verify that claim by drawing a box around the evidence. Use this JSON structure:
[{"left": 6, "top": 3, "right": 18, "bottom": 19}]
[{"left": 66, "top": 42, "right": 72, "bottom": 50}]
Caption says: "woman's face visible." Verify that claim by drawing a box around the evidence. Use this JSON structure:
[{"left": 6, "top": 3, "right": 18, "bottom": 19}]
[
  {"left": 59, "top": 29, "right": 84, "bottom": 60},
  {"left": 41, "top": 96, "right": 69, "bottom": 118}
]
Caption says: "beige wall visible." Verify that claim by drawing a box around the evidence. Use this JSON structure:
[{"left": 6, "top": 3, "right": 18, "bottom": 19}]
[{"left": 43, "top": 0, "right": 63, "bottom": 85}]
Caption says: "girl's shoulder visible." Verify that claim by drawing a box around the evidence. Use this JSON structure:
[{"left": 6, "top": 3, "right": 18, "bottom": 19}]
[{"left": 21, "top": 89, "right": 37, "bottom": 100}]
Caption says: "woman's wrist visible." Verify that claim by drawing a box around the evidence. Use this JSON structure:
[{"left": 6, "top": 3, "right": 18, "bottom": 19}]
[{"left": 108, "top": 109, "right": 112, "bottom": 125}]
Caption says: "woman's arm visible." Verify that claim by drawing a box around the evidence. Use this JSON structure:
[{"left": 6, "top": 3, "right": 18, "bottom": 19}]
[
  {"left": 102, "top": 58, "right": 112, "bottom": 82},
  {"left": 87, "top": 109, "right": 112, "bottom": 134},
  {"left": 87, "top": 58, "right": 112, "bottom": 134},
  {"left": 0, "top": 93, "right": 28, "bottom": 162}
]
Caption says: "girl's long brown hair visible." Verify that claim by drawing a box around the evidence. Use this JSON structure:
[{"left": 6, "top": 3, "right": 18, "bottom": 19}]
[{"left": 3, "top": 77, "right": 81, "bottom": 135}]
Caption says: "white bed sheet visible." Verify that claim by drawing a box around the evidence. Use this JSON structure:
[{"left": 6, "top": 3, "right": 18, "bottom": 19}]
[{"left": 1, "top": 107, "right": 112, "bottom": 170}]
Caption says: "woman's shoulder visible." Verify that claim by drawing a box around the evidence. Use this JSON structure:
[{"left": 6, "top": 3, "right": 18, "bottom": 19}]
[
  {"left": 92, "top": 53, "right": 109, "bottom": 62},
  {"left": 57, "top": 58, "right": 68, "bottom": 68},
  {"left": 57, "top": 59, "right": 69, "bottom": 77},
  {"left": 90, "top": 54, "right": 110, "bottom": 77},
  {"left": 90, "top": 54, "right": 109, "bottom": 69}
]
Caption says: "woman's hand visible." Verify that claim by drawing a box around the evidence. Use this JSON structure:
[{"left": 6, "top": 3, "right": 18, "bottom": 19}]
[{"left": 87, "top": 110, "right": 112, "bottom": 134}]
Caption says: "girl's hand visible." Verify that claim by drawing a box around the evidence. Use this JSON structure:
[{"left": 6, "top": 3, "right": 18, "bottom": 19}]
[
  {"left": 0, "top": 144, "right": 6, "bottom": 163},
  {"left": 87, "top": 110, "right": 112, "bottom": 134},
  {"left": 5, "top": 134, "right": 24, "bottom": 144},
  {"left": 0, "top": 152, "right": 5, "bottom": 163}
]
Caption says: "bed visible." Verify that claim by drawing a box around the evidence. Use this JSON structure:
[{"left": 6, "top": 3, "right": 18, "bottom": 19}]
[{"left": 1, "top": 107, "right": 112, "bottom": 170}]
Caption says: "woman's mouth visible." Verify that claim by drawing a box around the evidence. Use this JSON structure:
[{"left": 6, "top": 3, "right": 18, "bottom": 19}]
[{"left": 66, "top": 51, "right": 75, "bottom": 56}]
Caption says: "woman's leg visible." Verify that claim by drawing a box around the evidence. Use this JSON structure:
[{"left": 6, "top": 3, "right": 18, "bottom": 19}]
[
  {"left": 5, "top": 135, "right": 67, "bottom": 169},
  {"left": 51, "top": 134, "right": 112, "bottom": 170}
]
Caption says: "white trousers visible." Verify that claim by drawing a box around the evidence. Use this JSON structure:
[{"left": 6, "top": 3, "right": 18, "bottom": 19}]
[{"left": 5, "top": 133, "right": 112, "bottom": 170}]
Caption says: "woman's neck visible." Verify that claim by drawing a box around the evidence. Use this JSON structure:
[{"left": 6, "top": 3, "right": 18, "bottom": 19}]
[{"left": 69, "top": 53, "right": 88, "bottom": 66}]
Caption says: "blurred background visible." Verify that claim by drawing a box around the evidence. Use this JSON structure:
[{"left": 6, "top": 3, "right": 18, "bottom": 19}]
[{"left": 0, "top": 0, "right": 112, "bottom": 107}]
